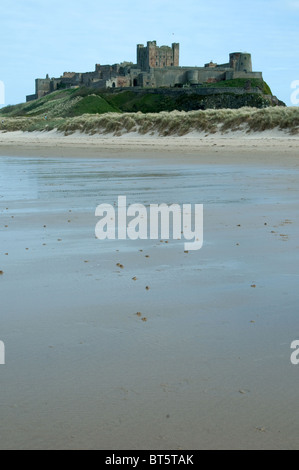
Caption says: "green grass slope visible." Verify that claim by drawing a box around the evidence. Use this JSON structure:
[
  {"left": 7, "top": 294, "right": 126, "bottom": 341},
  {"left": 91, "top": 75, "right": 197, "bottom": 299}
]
[
  {"left": 0, "top": 78, "right": 277, "bottom": 119},
  {"left": 203, "top": 78, "right": 273, "bottom": 95},
  {"left": 0, "top": 89, "right": 120, "bottom": 118},
  {"left": 0, "top": 79, "right": 295, "bottom": 136}
]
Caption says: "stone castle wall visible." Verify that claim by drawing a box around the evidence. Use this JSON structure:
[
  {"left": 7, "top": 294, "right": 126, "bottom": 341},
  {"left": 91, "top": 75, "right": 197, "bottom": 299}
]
[{"left": 26, "top": 42, "right": 263, "bottom": 102}]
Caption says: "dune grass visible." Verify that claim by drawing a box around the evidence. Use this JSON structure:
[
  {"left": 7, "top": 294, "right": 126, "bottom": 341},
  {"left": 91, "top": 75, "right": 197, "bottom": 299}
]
[{"left": 1, "top": 107, "right": 298, "bottom": 136}]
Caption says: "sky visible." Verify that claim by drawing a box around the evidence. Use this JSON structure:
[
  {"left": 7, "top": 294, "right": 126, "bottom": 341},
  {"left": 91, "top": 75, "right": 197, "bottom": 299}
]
[{"left": 0, "top": 0, "right": 299, "bottom": 107}]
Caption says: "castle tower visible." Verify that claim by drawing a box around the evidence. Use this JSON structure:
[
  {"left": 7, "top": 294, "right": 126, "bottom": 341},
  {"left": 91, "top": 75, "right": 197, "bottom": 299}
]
[
  {"left": 172, "top": 43, "right": 180, "bottom": 67},
  {"left": 137, "top": 41, "right": 180, "bottom": 71},
  {"left": 229, "top": 53, "right": 252, "bottom": 73},
  {"left": 147, "top": 41, "right": 158, "bottom": 68},
  {"left": 137, "top": 44, "right": 147, "bottom": 70}
]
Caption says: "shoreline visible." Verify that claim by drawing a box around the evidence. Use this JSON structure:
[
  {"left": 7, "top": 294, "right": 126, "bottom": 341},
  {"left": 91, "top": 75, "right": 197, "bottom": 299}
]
[{"left": 0, "top": 129, "right": 299, "bottom": 166}]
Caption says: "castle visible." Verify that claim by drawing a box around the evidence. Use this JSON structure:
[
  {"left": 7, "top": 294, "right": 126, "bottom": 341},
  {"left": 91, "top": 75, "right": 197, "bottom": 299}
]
[{"left": 26, "top": 41, "right": 263, "bottom": 102}]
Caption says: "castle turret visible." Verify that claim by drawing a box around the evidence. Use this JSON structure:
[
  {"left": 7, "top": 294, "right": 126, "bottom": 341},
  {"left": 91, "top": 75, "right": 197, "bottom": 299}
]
[
  {"left": 137, "top": 44, "right": 146, "bottom": 70},
  {"left": 187, "top": 70, "right": 199, "bottom": 85},
  {"left": 229, "top": 53, "right": 252, "bottom": 73},
  {"left": 172, "top": 43, "right": 180, "bottom": 67}
]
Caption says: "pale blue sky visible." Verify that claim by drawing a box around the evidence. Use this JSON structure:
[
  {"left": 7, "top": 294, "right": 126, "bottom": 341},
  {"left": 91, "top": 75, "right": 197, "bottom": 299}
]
[{"left": 0, "top": 0, "right": 298, "bottom": 106}]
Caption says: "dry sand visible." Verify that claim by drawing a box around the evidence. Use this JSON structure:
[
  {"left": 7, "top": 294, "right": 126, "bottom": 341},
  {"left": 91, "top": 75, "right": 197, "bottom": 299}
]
[
  {"left": 0, "top": 128, "right": 299, "bottom": 165},
  {"left": 0, "top": 129, "right": 299, "bottom": 450}
]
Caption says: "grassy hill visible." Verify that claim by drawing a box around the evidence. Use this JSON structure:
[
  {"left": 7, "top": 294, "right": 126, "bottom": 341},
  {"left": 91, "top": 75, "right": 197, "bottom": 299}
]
[
  {"left": 0, "top": 79, "right": 297, "bottom": 136},
  {"left": 0, "top": 78, "right": 281, "bottom": 120},
  {"left": 0, "top": 89, "right": 120, "bottom": 118}
]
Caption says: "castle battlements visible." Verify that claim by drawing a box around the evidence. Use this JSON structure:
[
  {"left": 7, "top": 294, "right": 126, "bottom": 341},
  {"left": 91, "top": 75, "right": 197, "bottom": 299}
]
[{"left": 26, "top": 42, "right": 262, "bottom": 102}]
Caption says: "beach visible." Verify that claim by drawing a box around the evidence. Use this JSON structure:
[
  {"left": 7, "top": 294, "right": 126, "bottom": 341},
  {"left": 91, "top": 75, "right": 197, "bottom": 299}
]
[
  {"left": 0, "top": 130, "right": 299, "bottom": 450},
  {"left": 0, "top": 129, "right": 299, "bottom": 164}
]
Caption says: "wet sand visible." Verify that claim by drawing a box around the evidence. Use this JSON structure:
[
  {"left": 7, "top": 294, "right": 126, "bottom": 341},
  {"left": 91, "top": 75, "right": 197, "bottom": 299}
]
[{"left": 0, "top": 134, "right": 299, "bottom": 449}]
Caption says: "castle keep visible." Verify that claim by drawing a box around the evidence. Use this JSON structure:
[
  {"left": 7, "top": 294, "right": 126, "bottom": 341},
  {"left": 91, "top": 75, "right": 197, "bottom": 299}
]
[
  {"left": 137, "top": 41, "right": 180, "bottom": 69},
  {"left": 26, "top": 42, "right": 262, "bottom": 102}
]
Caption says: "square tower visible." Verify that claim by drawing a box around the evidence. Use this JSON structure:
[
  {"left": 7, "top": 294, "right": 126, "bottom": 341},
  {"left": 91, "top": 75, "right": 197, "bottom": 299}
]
[{"left": 137, "top": 41, "right": 179, "bottom": 71}]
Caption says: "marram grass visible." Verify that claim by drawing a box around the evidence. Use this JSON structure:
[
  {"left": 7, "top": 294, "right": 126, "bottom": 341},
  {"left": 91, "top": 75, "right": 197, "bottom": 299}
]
[{"left": 0, "top": 107, "right": 299, "bottom": 136}]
